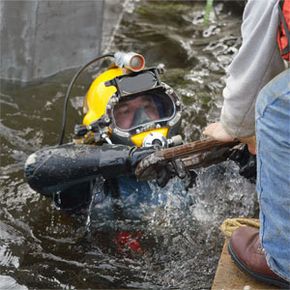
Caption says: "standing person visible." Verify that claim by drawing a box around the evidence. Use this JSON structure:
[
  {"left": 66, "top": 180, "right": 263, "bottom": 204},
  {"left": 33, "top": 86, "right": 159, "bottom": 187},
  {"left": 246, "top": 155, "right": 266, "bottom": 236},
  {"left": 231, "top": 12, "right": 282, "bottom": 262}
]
[{"left": 204, "top": 0, "right": 290, "bottom": 288}]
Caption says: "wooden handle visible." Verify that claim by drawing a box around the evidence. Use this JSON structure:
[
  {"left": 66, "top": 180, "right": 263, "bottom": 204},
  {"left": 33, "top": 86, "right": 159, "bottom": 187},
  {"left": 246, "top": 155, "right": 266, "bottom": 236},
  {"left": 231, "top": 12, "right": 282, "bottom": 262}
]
[
  {"left": 135, "top": 138, "right": 240, "bottom": 180},
  {"left": 155, "top": 139, "right": 239, "bottom": 160}
]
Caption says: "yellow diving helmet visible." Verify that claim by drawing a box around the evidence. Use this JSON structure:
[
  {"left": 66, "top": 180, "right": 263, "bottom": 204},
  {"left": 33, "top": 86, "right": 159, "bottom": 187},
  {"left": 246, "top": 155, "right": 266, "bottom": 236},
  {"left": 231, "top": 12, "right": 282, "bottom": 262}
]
[{"left": 77, "top": 52, "right": 182, "bottom": 148}]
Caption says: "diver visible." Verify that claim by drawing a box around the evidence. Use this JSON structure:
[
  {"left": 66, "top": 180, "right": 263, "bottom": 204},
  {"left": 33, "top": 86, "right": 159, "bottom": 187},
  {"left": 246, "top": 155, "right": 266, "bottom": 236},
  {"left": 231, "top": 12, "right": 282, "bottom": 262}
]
[
  {"left": 24, "top": 52, "right": 188, "bottom": 218},
  {"left": 24, "top": 52, "right": 255, "bottom": 219}
]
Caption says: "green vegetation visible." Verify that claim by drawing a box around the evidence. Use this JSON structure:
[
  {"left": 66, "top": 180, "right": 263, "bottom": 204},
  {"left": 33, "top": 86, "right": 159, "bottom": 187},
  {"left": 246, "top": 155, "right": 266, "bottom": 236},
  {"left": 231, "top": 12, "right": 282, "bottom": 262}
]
[{"left": 204, "top": 0, "right": 214, "bottom": 25}]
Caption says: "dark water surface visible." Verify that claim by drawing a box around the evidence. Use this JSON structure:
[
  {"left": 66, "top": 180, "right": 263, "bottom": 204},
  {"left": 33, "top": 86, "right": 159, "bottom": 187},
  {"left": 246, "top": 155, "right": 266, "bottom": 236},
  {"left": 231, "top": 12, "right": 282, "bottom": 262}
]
[{"left": 0, "top": 1, "right": 256, "bottom": 289}]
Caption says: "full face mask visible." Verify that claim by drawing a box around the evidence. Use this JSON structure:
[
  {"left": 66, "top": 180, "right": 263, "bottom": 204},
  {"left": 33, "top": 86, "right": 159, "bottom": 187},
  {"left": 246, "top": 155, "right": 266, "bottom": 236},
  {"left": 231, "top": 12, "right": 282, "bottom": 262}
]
[{"left": 112, "top": 91, "right": 175, "bottom": 130}]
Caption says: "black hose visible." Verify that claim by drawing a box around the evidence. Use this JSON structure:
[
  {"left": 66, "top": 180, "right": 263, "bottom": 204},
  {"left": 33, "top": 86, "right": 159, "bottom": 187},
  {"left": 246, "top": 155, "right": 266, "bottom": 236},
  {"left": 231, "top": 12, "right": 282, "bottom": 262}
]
[{"left": 58, "top": 53, "right": 114, "bottom": 145}]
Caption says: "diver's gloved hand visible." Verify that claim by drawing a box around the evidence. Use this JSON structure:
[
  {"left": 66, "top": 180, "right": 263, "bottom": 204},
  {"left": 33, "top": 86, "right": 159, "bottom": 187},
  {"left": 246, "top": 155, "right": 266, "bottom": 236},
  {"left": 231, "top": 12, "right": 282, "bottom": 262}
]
[
  {"left": 138, "top": 157, "right": 189, "bottom": 188},
  {"left": 121, "top": 146, "right": 157, "bottom": 176},
  {"left": 156, "top": 159, "right": 190, "bottom": 187},
  {"left": 24, "top": 143, "right": 156, "bottom": 195}
]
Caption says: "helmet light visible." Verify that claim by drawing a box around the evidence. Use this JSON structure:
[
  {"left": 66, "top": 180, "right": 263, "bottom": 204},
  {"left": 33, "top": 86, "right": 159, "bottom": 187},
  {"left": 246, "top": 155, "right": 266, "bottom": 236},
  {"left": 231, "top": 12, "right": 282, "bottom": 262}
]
[{"left": 114, "top": 52, "right": 145, "bottom": 72}]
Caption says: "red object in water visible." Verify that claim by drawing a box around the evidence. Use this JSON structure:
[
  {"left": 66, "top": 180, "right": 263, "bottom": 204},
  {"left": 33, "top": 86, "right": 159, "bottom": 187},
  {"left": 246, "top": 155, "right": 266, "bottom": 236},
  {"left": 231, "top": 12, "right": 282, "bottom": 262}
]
[{"left": 115, "top": 231, "right": 143, "bottom": 253}]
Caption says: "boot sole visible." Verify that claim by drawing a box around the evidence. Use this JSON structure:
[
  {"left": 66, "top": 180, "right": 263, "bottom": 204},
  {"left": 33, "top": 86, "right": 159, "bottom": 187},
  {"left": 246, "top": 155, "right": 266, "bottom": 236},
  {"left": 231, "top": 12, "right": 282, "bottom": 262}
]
[{"left": 228, "top": 241, "right": 290, "bottom": 289}]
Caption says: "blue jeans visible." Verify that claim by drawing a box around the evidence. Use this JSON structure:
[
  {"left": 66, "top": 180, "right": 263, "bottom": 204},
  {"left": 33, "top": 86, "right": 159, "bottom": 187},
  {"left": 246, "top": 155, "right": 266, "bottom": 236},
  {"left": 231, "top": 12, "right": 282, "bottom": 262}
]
[{"left": 256, "top": 68, "right": 290, "bottom": 281}]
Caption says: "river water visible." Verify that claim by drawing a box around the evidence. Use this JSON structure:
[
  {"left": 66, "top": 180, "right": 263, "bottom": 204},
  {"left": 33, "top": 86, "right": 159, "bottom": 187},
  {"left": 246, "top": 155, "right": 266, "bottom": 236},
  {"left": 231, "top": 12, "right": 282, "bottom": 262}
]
[{"left": 0, "top": 1, "right": 257, "bottom": 289}]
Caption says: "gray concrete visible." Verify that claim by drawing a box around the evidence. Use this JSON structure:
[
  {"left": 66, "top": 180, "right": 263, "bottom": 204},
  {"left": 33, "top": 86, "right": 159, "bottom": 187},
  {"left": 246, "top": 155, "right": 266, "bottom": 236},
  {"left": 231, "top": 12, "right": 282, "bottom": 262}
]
[
  {"left": 0, "top": 0, "right": 105, "bottom": 82},
  {"left": 101, "top": 0, "right": 126, "bottom": 53}
]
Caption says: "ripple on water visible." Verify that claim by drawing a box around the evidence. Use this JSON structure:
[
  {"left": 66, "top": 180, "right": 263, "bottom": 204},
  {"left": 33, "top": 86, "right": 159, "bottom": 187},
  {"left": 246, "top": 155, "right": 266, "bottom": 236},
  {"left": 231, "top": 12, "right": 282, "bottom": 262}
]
[{"left": 0, "top": 275, "right": 28, "bottom": 290}]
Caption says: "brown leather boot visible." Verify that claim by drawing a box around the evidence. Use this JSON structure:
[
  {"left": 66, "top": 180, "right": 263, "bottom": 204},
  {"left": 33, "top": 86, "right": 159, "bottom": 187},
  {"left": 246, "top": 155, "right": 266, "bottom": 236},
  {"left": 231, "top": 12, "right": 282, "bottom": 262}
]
[{"left": 228, "top": 226, "right": 290, "bottom": 289}]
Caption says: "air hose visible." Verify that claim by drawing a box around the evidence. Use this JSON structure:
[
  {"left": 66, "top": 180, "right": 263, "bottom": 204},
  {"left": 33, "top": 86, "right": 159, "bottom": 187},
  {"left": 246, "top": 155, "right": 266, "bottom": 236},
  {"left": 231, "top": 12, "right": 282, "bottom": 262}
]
[{"left": 58, "top": 53, "right": 114, "bottom": 145}]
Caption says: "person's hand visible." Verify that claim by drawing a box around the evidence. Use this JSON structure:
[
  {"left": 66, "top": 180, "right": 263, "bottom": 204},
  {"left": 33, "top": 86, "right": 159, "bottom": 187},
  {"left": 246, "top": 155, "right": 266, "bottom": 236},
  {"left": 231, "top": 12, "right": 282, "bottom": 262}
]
[
  {"left": 238, "top": 136, "right": 256, "bottom": 155},
  {"left": 135, "top": 151, "right": 190, "bottom": 187},
  {"left": 203, "top": 122, "right": 256, "bottom": 155},
  {"left": 203, "top": 122, "right": 235, "bottom": 142}
]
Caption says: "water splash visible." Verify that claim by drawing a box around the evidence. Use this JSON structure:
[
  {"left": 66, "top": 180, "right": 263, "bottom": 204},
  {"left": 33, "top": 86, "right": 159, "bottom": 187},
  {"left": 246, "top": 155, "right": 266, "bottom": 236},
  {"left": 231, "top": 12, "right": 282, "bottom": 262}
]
[{"left": 85, "top": 177, "right": 104, "bottom": 231}]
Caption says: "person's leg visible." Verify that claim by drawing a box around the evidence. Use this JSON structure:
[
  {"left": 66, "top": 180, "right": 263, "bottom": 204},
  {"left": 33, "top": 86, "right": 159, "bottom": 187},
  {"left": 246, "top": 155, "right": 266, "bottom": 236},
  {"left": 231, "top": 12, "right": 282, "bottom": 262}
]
[{"left": 256, "top": 68, "right": 290, "bottom": 281}]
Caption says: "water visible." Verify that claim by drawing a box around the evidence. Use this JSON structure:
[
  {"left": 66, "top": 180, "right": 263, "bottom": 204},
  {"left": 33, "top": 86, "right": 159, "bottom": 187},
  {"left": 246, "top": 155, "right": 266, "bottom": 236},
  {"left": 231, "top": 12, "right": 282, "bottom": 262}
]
[{"left": 0, "top": 1, "right": 256, "bottom": 289}]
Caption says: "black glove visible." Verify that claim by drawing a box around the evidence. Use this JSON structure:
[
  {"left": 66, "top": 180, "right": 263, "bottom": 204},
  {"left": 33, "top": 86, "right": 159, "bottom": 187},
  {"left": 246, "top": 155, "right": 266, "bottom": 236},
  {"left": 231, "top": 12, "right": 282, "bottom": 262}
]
[
  {"left": 24, "top": 143, "right": 156, "bottom": 195},
  {"left": 146, "top": 158, "right": 190, "bottom": 188},
  {"left": 229, "top": 144, "right": 256, "bottom": 183},
  {"left": 136, "top": 155, "right": 190, "bottom": 187}
]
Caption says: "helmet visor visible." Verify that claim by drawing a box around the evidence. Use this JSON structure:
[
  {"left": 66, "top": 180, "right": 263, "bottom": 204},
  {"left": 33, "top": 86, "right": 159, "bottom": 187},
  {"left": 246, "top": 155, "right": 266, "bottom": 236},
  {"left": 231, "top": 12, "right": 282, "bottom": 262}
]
[{"left": 112, "top": 90, "right": 175, "bottom": 131}]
